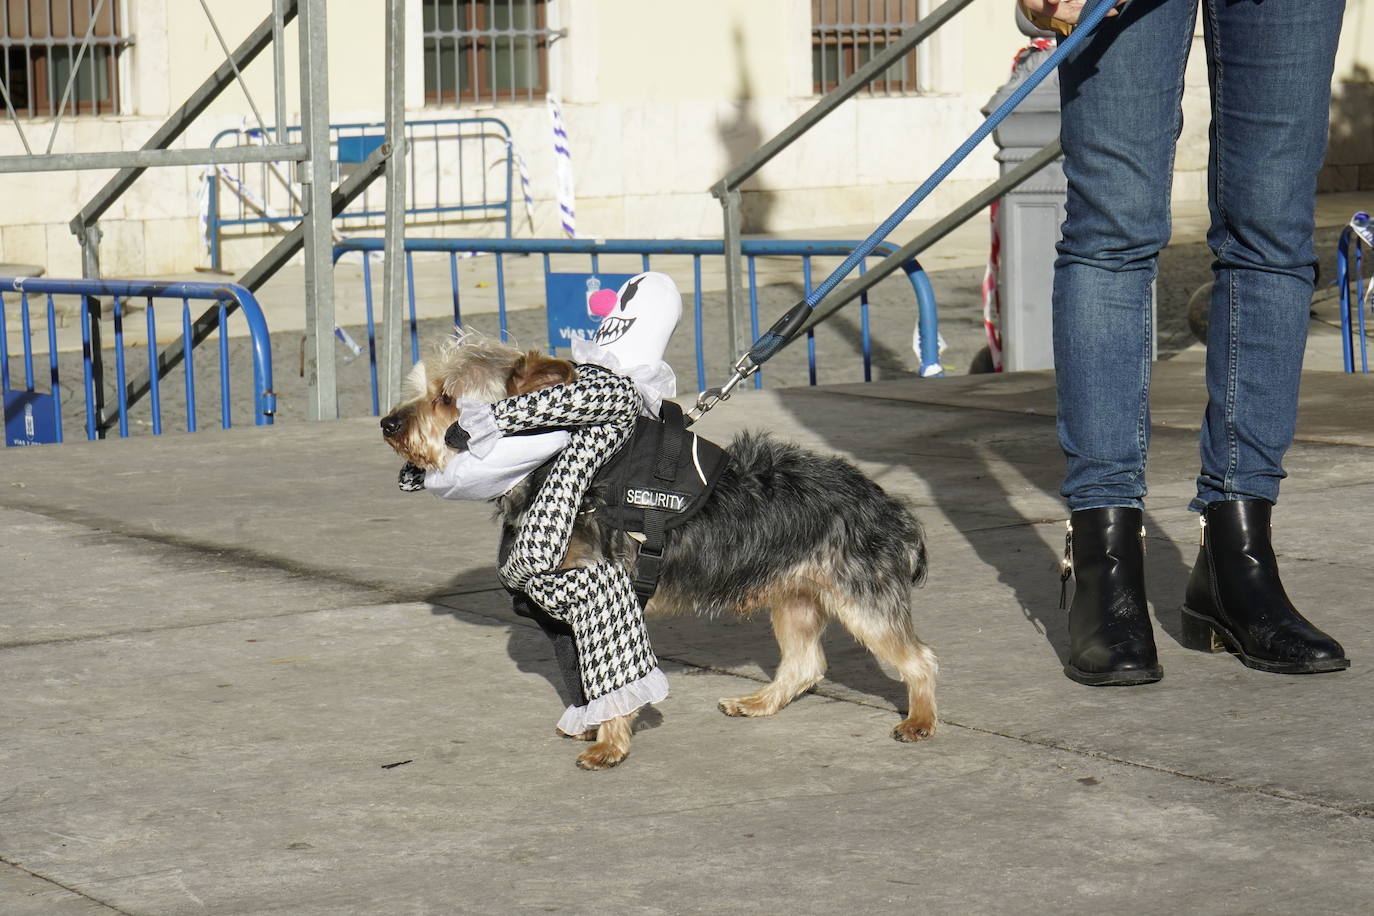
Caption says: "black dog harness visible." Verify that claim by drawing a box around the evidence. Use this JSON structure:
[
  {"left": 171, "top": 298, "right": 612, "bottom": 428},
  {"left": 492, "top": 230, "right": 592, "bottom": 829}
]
[
  {"left": 528, "top": 400, "right": 729, "bottom": 605},
  {"left": 597, "top": 400, "right": 730, "bottom": 603}
]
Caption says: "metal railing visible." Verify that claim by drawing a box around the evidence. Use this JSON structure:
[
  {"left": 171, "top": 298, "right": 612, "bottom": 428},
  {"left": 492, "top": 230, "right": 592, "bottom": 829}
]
[
  {"left": 206, "top": 116, "right": 516, "bottom": 271},
  {"left": 1336, "top": 212, "right": 1372, "bottom": 373},
  {"left": 332, "top": 237, "right": 941, "bottom": 416},
  {"left": 1, "top": 277, "right": 274, "bottom": 446}
]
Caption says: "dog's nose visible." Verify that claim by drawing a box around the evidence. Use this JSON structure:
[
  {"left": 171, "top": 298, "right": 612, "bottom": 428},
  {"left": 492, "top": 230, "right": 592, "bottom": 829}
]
[{"left": 380, "top": 414, "right": 401, "bottom": 437}]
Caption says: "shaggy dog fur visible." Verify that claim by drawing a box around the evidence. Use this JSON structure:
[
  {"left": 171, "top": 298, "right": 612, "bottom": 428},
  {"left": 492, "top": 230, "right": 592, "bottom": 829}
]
[{"left": 381, "top": 333, "right": 938, "bottom": 769}]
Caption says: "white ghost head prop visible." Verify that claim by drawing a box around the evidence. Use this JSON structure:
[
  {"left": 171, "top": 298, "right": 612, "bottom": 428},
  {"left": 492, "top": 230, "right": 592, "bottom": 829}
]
[
  {"left": 586, "top": 271, "right": 681, "bottom": 369},
  {"left": 572, "top": 271, "right": 682, "bottom": 417}
]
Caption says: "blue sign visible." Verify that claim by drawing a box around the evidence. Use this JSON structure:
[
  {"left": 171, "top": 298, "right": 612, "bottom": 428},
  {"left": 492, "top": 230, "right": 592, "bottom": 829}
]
[
  {"left": 4, "top": 389, "right": 60, "bottom": 447},
  {"left": 544, "top": 272, "right": 637, "bottom": 352},
  {"left": 337, "top": 135, "right": 386, "bottom": 164}
]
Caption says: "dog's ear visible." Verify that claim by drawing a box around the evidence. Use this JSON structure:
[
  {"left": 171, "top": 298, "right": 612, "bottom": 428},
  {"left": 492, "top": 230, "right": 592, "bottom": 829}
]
[{"left": 507, "top": 351, "right": 577, "bottom": 396}]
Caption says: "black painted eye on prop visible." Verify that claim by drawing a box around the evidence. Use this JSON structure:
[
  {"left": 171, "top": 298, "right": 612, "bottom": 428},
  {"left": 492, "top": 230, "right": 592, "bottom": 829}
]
[
  {"left": 618, "top": 276, "right": 644, "bottom": 311},
  {"left": 595, "top": 315, "right": 636, "bottom": 345}
]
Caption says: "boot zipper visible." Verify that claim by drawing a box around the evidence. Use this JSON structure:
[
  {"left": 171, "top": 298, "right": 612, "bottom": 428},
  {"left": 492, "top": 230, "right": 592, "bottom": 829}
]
[{"left": 1059, "top": 522, "right": 1073, "bottom": 609}]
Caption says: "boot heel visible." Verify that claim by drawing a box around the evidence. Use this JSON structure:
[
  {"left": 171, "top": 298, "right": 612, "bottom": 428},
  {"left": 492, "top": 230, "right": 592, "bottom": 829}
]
[{"left": 1181, "top": 608, "right": 1226, "bottom": 653}]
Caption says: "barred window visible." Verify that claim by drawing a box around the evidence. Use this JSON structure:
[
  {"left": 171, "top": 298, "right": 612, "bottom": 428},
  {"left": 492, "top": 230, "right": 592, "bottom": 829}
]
[
  {"left": 812, "top": 0, "right": 921, "bottom": 96},
  {"left": 423, "top": 0, "right": 551, "bottom": 105},
  {"left": 1, "top": 1, "right": 131, "bottom": 117}
]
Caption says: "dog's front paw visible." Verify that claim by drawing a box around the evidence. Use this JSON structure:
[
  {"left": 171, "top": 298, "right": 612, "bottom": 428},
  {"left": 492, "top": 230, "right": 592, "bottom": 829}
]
[
  {"left": 892, "top": 717, "right": 937, "bottom": 743},
  {"left": 575, "top": 742, "right": 628, "bottom": 770}
]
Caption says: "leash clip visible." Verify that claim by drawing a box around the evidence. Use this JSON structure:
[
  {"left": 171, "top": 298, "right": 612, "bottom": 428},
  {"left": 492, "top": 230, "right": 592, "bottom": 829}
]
[{"left": 687, "top": 353, "right": 758, "bottom": 424}]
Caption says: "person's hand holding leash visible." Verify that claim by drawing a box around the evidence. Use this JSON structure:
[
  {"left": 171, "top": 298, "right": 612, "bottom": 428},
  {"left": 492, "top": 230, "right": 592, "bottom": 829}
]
[{"left": 1018, "top": 0, "right": 1127, "bottom": 34}]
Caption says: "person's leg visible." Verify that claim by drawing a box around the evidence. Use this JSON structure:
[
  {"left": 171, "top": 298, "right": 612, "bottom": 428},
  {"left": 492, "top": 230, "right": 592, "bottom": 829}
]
[
  {"left": 1052, "top": 0, "right": 1198, "bottom": 685},
  {"left": 1054, "top": 0, "right": 1198, "bottom": 512},
  {"left": 1193, "top": 0, "right": 1345, "bottom": 509},
  {"left": 1180, "top": 0, "right": 1348, "bottom": 673}
]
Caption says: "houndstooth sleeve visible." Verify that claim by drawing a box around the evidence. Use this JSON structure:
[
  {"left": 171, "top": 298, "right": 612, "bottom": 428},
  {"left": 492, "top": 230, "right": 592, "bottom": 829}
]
[{"left": 489, "top": 363, "right": 642, "bottom": 434}]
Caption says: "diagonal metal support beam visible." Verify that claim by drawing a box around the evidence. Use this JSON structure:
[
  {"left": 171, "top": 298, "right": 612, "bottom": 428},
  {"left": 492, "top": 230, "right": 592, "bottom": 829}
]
[
  {"left": 796, "top": 140, "right": 1063, "bottom": 337},
  {"left": 70, "top": 0, "right": 300, "bottom": 235},
  {"left": 99, "top": 142, "right": 396, "bottom": 435}
]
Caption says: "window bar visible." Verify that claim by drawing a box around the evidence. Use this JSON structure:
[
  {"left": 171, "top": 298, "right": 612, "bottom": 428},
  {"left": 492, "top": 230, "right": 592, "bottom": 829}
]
[
  {"left": 525, "top": 0, "right": 532, "bottom": 103},
  {"left": 22, "top": 1, "right": 32, "bottom": 117},
  {"left": 450, "top": 3, "right": 460, "bottom": 105},
  {"left": 48, "top": 0, "right": 108, "bottom": 149}
]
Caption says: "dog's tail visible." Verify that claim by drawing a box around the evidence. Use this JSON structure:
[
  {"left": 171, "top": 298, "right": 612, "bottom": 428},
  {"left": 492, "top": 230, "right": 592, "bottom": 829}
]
[{"left": 906, "top": 512, "right": 929, "bottom": 588}]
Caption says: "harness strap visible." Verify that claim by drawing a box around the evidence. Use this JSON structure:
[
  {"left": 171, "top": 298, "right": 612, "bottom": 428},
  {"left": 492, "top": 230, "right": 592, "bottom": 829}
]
[
  {"left": 655, "top": 401, "right": 686, "bottom": 481},
  {"left": 633, "top": 509, "right": 667, "bottom": 605}
]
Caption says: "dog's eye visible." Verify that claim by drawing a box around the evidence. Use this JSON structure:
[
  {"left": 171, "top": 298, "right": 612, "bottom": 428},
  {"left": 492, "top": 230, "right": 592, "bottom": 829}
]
[{"left": 436, "top": 393, "right": 454, "bottom": 407}]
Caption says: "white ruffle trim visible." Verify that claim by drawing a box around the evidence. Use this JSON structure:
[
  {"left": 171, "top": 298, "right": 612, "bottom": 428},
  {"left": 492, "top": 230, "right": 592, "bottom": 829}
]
[
  {"left": 556, "top": 666, "right": 670, "bottom": 735},
  {"left": 456, "top": 398, "right": 502, "bottom": 458},
  {"left": 570, "top": 339, "right": 676, "bottom": 418}
]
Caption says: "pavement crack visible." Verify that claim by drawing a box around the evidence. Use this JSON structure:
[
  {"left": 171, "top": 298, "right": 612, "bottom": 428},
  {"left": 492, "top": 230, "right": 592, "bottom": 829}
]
[
  {"left": 649, "top": 659, "right": 1372, "bottom": 821},
  {"left": 0, "top": 854, "right": 135, "bottom": 914},
  {"left": 937, "top": 719, "right": 1373, "bottom": 821}
]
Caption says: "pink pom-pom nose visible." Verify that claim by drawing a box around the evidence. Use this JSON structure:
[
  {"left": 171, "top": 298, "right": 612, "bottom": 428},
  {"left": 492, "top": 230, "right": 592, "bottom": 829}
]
[{"left": 588, "top": 288, "right": 618, "bottom": 317}]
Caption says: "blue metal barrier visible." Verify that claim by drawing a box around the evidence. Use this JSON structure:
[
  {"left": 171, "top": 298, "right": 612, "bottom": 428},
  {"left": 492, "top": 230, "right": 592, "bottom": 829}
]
[
  {"left": 207, "top": 117, "right": 517, "bottom": 271},
  {"left": 331, "top": 237, "right": 941, "bottom": 416},
  {"left": 1, "top": 278, "right": 275, "bottom": 446},
  {"left": 1336, "top": 212, "right": 1371, "bottom": 373}
]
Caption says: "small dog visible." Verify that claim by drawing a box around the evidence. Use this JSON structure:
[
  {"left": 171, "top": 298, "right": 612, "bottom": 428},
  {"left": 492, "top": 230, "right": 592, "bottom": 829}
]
[{"left": 381, "top": 333, "right": 938, "bottom": 769}]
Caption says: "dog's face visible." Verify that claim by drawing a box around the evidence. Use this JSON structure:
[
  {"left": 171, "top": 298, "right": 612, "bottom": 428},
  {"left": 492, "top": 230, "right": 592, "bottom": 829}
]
[{"left": 379, "top": 333, "right": 576, "bottom": 469}]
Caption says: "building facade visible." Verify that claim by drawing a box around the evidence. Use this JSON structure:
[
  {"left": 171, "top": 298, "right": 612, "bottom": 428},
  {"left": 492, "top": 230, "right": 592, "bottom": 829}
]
[{"left": 1, "top": 0, "right": 1371, "bottom": 278}]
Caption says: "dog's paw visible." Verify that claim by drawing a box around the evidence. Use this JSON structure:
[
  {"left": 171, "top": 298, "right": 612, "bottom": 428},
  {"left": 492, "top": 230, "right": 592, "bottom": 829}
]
[
  {"left": 717, "top": 695, "right": 780, "bottom": 718},
  {"left": 575, "top": 742, "right": 628, "bottom": 770},
  {"left": 892, "top": 718, "right": 937, "bottom": 743}
]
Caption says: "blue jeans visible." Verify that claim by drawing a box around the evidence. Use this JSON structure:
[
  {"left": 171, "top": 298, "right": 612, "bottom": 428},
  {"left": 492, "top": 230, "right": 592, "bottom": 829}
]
[{"left": 1052, "top": 0, "right": 1346, "bottom": 512}]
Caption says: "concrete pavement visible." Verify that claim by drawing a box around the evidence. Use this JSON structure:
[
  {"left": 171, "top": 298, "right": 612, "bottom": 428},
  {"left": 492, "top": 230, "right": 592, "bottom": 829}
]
[{"left": 3, "top": 353, "right": 1373, "bottom": 914}]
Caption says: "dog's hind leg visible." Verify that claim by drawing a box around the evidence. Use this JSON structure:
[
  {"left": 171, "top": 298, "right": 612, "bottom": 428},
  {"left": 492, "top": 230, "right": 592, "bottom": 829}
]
[
  {"left": 575, "top": 712, "right": 635, "bottom": 770},
  {"left": 832, "top": 599, "right": 939, "bottom": 742},
  {"left": 719, "top": 593, "right": 827, "bottom": 718}
]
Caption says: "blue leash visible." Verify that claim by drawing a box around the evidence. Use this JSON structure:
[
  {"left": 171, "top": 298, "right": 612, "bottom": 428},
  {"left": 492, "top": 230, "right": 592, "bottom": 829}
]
[{"left": 691, "top": 0, "right": 1121, "bottom": 420}]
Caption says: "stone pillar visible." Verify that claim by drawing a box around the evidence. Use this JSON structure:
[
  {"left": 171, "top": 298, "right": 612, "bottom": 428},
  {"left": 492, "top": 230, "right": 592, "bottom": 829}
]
[
  {"left": 984, "top": 12, "right": 1155, "bottom": 371},
  {"left": 982, "top": 15, "right": 1064, "bottom": 372}
]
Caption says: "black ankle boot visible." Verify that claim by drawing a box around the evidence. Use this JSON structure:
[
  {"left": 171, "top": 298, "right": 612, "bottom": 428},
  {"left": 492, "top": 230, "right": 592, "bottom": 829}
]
[
  {"left": 1061, "top": 507, "right": 1163, "bottom": 686},
  {"left": 1182, "top": 500, "right": 1349, "bottom": 674}
]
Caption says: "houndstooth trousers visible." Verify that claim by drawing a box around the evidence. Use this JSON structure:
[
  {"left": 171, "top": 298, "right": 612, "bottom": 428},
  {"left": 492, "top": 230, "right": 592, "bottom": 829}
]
[{"left": 490, "top": 364, "right": 662, "bottom": 706}]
